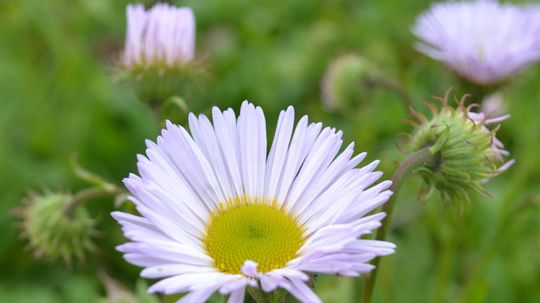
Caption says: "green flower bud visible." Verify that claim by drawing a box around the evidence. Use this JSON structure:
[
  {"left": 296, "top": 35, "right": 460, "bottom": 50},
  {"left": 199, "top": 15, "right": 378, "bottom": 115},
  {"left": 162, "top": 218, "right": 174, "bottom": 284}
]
[
  {"left": 321, "top": 54, "right": 379, "bottom": 111},
  {"left": 116, "top": 62, "right": 204, "bottom": 106},
  {"left": 15, "top": 192, "right": 96, "bottom": 265},
  {"left": 407, "top": 93, "right": 514, "bottom": 203}
]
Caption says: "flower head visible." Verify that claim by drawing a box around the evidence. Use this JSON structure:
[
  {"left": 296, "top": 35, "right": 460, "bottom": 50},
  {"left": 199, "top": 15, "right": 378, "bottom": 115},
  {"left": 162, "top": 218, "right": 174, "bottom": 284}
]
[
  {"left": 407, "top": 93, "right": 514, "bottom": 203},
  {"left": 412, "top": 0, "right": 540, "bottom": 85},
  {"left": 14, "top": 192, "right": 96, "bottom": 265},
  {"left": 113, "top": 101, "right": 395, "bottom": 302},
  {"left": 119, "top": 3, "right": 200, "bottom": 103}
]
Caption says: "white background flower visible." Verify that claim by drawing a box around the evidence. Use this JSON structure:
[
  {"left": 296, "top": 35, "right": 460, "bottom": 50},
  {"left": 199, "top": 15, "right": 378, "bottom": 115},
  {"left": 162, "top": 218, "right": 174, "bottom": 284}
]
[
  {"left": 412, "top": 0, "right": 540, "bottom": 85},
  {"left": 123, "top": 3, "right": 195, "bottom": 68},
  {"left": 113, "top": 102, "right": 394, "bottom": 303}
]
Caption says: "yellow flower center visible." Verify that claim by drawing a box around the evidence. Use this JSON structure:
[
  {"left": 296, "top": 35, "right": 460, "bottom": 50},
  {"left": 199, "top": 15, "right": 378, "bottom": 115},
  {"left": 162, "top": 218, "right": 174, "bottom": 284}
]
[{"left": 203, "top": 197, "right": 305, "bottom": 274}]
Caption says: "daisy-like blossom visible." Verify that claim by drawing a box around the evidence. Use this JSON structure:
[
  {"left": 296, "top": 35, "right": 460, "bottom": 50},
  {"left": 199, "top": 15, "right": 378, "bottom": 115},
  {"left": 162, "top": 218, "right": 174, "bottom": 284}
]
[
  {"left": 123, "top": 3, "right": 195, "bottom": 68},
  {"left": 113, "top": 101, "right": 395, "bottom": 303},
  {"left": 412, "top": 0, "right": 540, "bottom": 85}
]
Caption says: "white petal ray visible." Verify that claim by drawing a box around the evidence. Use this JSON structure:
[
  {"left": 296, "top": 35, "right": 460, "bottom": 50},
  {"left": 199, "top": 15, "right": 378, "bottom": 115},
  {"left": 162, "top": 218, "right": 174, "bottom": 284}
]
[
  {"left": 264, "top": 106, "right": 295, "bottom": 200},
  {"left": 176, "top": 289, "right": 218, "bottom": 303},
  {"left": 126, "top": 164, "right": 206, "bottom": 235},
  {"left": 189, "top": 113, "right": 235, "bottom": 199},
  {"left": 148, "top": 272, "right": 231, "bottom": 295},
  {"left": 158, "top": 121, "right": 226, "bottom": 208},
  {"left": 143, "top": 140, "right": 210, "bottom": 221},
  {"left": 287, "top": 128, "right": 343, "bottom": 214},
  {"left": 285, "top": 279, "right": 322, "bottom": 303},
  {"left": 293, "top": 144, "right": 364, "bottom": 216},
  {"left": 276, "top": 117, "right": 322, "bottom": 205},
  {"left": 212, "top": 107, "right": 244, "bottom": 197},
  {"left": 141, "top": 264, "right": 216, "bottom": 279},
  {"left": 226, "top": 286, "right": 246, "bottom": 303},
  {"left": 237, "top": 101, "right": 267, "bottom": 198},
  {"left": 112, "top": 211, "right": 169, "bottom": 243}
]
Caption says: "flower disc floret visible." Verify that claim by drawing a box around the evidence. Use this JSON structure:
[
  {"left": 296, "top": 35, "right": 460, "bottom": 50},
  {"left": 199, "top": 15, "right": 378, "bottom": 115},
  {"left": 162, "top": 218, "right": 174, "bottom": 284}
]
[{"left": 205, "top": 197, "right": 304, "bottom": 274}]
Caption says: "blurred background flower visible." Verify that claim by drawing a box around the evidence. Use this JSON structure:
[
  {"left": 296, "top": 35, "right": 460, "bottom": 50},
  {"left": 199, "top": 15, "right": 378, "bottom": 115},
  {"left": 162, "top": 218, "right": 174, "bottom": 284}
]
[
  {"left": 116, "top": 3, "right": 204, "bottom": 108},
  {"left": 123, "top": 3, "right": 195, "bottom": 69},
  {"left": 412, "top": 0, "right": 540, "bottom": 86}
]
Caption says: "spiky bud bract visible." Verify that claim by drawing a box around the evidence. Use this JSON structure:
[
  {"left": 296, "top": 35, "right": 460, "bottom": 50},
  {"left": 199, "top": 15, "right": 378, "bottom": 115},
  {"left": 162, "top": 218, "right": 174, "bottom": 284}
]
[
  {"left": 15, "top": 192, "right": 96, "bottom": 265},
  {"left": 407, "top": 93, "right": 514, "bottom": 204}
]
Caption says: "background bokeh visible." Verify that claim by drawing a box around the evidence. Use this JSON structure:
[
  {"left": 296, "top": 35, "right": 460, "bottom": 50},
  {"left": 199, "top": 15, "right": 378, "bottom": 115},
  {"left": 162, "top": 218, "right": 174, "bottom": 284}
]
[{"left": 1, "top": 0, "right": 539, "bottom": 302}]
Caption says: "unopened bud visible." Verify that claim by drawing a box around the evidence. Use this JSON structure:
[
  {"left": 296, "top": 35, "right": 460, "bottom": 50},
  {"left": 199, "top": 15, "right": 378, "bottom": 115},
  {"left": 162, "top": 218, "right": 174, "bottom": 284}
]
[
  {"left": 407, "top": 93, "right": 514, "bottom": 203},
  {"left": 14, "top": 192, "right": 96, "bottom": 265}
]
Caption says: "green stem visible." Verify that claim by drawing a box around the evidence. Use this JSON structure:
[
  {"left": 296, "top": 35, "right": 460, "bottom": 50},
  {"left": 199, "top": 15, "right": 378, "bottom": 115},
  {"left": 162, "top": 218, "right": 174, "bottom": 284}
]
[
  {"left": 432, "top": 211, "right": 460, "bottom": 303},
  {"left": 246, "top": 287, "right": 288, "bottom": 303},
  {"left": 63, "top": 186, "right": 123, "bottom": 217},
  {"left": 366, "top": 76, "right": 411, "bottom": 109},
  {"left": 453, "top": 164, "right": 530, "bottom": 303},
  {"left": 360, "top": 146, "right": 435, "bottom": 303},
  {"left": 246, "top": 287, "right": 266, "bottom": 303},
  {"left": 273, "top": 289, "right": 287, "bottom": 303}
]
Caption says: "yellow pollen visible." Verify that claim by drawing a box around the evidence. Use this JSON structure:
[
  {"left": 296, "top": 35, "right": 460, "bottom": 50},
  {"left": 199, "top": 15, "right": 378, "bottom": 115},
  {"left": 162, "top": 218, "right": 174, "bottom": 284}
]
[{"left": 203, "top": 196, "right": 305, "bottom": 274}]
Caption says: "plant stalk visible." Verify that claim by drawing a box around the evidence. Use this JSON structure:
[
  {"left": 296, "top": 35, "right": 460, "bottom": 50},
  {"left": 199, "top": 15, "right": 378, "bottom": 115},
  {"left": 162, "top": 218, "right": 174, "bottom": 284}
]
[
  {"left": 360, "top": 146, "right": 435, "bottom": 303},
  {"left": 63, "top": 186, "right": 123, "bottom": 217}
]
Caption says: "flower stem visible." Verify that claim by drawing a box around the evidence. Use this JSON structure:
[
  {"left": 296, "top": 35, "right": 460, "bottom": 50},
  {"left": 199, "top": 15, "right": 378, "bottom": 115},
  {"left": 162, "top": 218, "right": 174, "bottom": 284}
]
[
  {"left": 366, "top": 76, "right": 411, "bottom": 108},
  {"left": 453, "top": 162, "right": 531, "bottom": 303},
  {"left": 360, "top": 146, "right": 435, "bottom": 303},
  {"left": 63, "top": 186, "right": 124, "bottom": 217},
  {"left": 432, "top": 210, "right": 460, "bottom": 303},
  {"left": 246, "top": 287, "right": 267, "bottom": 303}
]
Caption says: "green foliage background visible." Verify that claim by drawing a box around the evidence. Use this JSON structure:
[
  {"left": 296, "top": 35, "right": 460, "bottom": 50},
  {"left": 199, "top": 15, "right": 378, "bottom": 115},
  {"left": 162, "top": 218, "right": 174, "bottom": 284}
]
[{"left": 0, "top": 0, "right": 539, "bottom": 302}]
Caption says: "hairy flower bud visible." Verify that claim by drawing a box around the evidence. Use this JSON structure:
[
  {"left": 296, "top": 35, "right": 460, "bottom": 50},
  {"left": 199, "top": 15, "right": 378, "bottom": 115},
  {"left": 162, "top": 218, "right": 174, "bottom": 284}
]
[
  {"left": 321, "top": 54, "right": 379, "bottom": 111},
  {"left": 15, "top": 192, "right": 96, "bottom": 265},
  {"left": 407, "top": 93, "right": 514, "bottom": 203}
]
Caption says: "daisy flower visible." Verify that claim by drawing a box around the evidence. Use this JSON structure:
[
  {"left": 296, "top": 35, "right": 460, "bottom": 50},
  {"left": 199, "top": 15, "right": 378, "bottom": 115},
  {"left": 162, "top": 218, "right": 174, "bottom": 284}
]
[
  {"left": 412, "top": 0, "right": 540, "bottom": 85},
  {"left": 112, "top": 101, "right": 395, "bottom": 302},
  {"left": 123, "top": 3, "right": 195, "bottom": 69}
]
